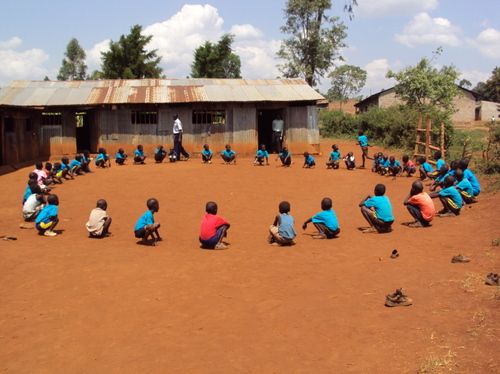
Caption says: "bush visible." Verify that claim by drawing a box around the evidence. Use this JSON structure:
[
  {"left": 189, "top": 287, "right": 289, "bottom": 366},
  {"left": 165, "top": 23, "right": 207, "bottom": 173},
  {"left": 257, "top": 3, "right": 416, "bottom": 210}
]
[{"left": 319, "top": 109, "right": 360, "bottom": 138}]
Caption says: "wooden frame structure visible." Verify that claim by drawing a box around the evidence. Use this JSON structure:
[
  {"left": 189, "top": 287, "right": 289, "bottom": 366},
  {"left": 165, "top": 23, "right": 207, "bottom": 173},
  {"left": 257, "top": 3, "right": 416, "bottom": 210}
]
[{"left": 413, "top": 117, "right": 445, "bottom": 165}]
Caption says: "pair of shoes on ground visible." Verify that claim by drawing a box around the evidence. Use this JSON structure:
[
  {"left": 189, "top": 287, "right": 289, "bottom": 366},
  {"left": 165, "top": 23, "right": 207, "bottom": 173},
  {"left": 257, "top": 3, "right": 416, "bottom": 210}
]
[
  {"left": 438, "top": 211, "right": 456, "bottom": 218},
  {"left": 485, "top": 273, "right": 499, "bottom": 286},
  {"left": 451, "top": 254, "right": 470, "bottom": 263},
  {"left": 409, "top": 220, "right": 423, "bottom": 228},
  {"left": 44, "top": 230, "right": 57, "bottom": 237},
  {"left": 312, "top": 233, "right": 327, "bottom": 239},
  {"left": 385, "top": 288, "right": 412, "bottom": 307}
]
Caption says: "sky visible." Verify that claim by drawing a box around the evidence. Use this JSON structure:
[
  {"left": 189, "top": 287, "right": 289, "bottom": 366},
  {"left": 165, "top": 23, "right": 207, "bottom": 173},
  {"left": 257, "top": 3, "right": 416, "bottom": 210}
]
[{"left": 0, "top": 0, "right": 499, "bottom": 98}]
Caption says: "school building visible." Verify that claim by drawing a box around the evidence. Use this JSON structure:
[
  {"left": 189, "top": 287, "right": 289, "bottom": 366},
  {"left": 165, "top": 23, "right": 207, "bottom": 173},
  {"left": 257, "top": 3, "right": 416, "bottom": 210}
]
[{"left": 0, "top": 79, "right": 326, "bottom": 167}]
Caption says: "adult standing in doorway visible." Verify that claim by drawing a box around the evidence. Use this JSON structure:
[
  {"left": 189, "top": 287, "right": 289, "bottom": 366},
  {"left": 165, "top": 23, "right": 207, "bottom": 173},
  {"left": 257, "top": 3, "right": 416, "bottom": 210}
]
[
  {"left": 272, "top": 115, "right": 284, "bottom": 154},
  {"left": 173, "top": 114, "right": 190, "bottom": 161}
]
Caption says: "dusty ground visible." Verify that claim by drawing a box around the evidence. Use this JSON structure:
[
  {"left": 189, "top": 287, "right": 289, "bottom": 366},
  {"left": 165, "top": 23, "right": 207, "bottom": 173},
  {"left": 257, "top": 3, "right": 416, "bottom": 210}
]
[{"left": 1, "top": 140, "right": 499, "bottom": 373}]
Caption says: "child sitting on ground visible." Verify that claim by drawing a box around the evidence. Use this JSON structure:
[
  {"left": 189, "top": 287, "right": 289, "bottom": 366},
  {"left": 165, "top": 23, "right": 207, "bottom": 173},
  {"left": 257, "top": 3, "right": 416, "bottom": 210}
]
[
  {"left": 429, "top": 163, "right": 449, "bottom": 191},
  {"left": 419, "top": 156, "right": 435, "bottom": 180},
  {"left": 359, "top": 184, "right": 394, "bottom": 233},
  {"left": 95, "top": 148, "right": 110, "bottom": 168},
  {"left": 221, "top": 144, "right": 237, "bottom": 164},
  {"left": 201, "top": 144, "right": 213, "bottom": 163},
  {"left": 344, "top": 152, "right": 356, "bottom": 170},
  {"left": 154, "top": 145, "right": 167, "bottom": 163},
  {"left": 254, "top": 144, "right": 269, "bottom": 166},
  {"left": 403, "top": 181, "right": 435, "bottom": 228},
  {"left": 61, "top": 156, "right": 75, "bottom": 179},
  {"left": 400, "top": 155, "right": 416, "bottom": 177},
  {"left": 35, "top": 194, "right": 59, "bottom": 237},
  {"left": 458, "top": 159, "right": 481, "bottom": 197},
  {"left": 199, "top": 201, "right": 230, "bottom": 249},
  {"left": 302, "top": 197, "right": 340, "bottom": 239},
  {"left": 133, "top": 145, "right": 147, "bottom": 164},
  {"left": 81, "top": 150, "right": 92, "bottom": 173},
  {"left": 22, "top": 184, "right": 46, "bottom": 221},
  {"left": 269, "top": 201, "right": 296, "bottom": 246},
  {"left": 429, "top": 175, "right": 463, "bottom": 217},
  {"left": 372, "top": 152, "right": 383, "bottom": 173},
  {"left": 134, "top": 198, "right": 161, "bottom": 246},
  {"left": 43, "top": 163, "right": 55, "bottom": 184},
  {"left": 433, "top": 151, "right": 445, "bottom": 175},
  {"left": 386, "top": 156, "right": 402, "bottom": 176},
  {"left": 115, "top": 148, "right": 128, "bottom": 165},
  {"left": 454, "top": 169, "right": 476, "bottom": 204},
  {"left": 168, "top": 147, "right": 178, "bottom": 162},
  {"left": 70, "top": 154, "right": 85, "bottom": 175},
  {"left": 303, "top": 152, "right": 315, "bottom": 168},
  {"left": 86, "top": 199, "right": 113, "bottom": 238},
  {"left": 33, "top": 161, "right": 52, "bottom": 190},
  {"left": 276, "top": 147, "right": 291, "bottom": 167},
  {"left": 326, "top": 144, "right": 341, "bottom": 169},
  {"left": 22, "top": 173, "right": 38, "bottom": 205}
]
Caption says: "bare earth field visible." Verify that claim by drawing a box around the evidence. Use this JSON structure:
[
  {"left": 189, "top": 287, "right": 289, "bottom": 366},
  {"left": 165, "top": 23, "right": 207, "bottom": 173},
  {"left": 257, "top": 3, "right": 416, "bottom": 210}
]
[{"left": 1, "top": 140, "right": 499, "bottom": 373}]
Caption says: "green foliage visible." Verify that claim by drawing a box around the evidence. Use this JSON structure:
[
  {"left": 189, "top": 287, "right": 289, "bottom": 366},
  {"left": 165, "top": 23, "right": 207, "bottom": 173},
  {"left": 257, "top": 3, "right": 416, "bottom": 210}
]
[
  {"left": 386, "top": 57, "right": 461, "bottom": 113},
  {"left": 190, "top": 34, "right": 242, "bottom": 78},
  {"left": 476, "top": 67, "right": 500, "bottom": 103},
  {"left": 319, "top": 108, "right": 359, "bottom": 138},
  {"left": 57, "top": 38, "right": 87, "bottom": 81},
  {"left": 101, "top": 25, "right": 163, "bottom": 79},
  {"left": 459, "top": 79, "right": 472, "bottom": 89},
  {"left": 277, "top": 0, "right": 355, "bottom": 87},
  {"left": 326, "top": 64, "right": 367, "bottom": 102},
  {"left": 477, "top": 123, "right": 500, "bottom": 174}
]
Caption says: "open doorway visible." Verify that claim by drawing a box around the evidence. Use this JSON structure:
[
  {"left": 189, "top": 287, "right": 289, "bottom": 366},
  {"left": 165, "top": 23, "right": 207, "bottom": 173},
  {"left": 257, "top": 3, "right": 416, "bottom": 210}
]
[
  {"left": 257, "top": 109, "right": 283, "bottom": 153},
  {"left": 76, "top": 111, "right": 91, "bottom": 152}
]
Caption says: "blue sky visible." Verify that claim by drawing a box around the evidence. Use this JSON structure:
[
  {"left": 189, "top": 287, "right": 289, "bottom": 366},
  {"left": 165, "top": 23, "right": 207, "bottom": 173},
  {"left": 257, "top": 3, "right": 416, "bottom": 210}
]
[{"left": 1, "top": 0, "right": 499, "bottom": 97}]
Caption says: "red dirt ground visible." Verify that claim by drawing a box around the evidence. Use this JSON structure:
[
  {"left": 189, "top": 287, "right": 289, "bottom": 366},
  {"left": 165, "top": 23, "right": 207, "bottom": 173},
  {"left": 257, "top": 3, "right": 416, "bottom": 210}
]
[{"left": 1, "top": 140, "right": 499, "bottom": 373}]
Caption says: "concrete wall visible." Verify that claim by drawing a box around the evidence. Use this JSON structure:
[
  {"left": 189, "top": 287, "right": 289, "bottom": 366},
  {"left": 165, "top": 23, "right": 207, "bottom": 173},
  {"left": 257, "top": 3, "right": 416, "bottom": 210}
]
[{"left": 479, "top": 101, "right": 500, "bottom": 121}]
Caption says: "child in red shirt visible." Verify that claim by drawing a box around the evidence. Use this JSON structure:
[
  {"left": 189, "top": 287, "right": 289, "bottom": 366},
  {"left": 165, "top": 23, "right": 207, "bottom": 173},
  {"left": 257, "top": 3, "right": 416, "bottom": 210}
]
[{"left": 199, "top": 202, "right": 230, "bottom": 249}]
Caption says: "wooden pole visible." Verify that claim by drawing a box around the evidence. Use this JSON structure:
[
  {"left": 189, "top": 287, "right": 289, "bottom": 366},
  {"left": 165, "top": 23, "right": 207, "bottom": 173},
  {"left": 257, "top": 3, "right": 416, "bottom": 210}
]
[
  {"left": 425, "top": 118, "right": 431, "bottom": 159},
  {"left": 440, "top": 122, "right": 445, "bottom": 156}
]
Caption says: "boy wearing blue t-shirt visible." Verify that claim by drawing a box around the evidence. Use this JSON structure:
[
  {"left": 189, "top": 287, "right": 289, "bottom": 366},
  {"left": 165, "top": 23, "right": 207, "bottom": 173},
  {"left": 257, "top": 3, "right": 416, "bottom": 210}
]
[
  {"left": 459, "top": 159, "right": 481, "bottom": 196},
  {"left": 419, "top": 156, "right": 435, "bottom": 180},
  {"left": 303, "top": 197, "right": 340, "bottom": 239},
  {"left": 154, "top": 145, "right": 166, "bottom": 163},
  {"left": 434, "top": 151, "right": 445, "bottom": 174},
  {"left": 81, "top": 150, "right": 93, "bottom": 173},
  {"left": 254, "top": 144, "right": 270, "bottom": 166},
  {"left": 269, "top": 201, "right": 297, "bottom": 246},
  {"left": 35, "top": 194, "right": 59, "bottom": 237},
  {"left": 454, "top": 169, "right": 475, "bottom": 204},
  {"left": 69, "top": 154, "right": 84, "bottom": 175},
  {"left": 115, "top": 148, "right": 128, "bottom": 165},
  {"left": 356, "top": 129, "right": 373, "bottom": 168},
  {"left": 134, "top": 145, "right": 147, "bottom": 164},
  {"left": 303, "top": 152, "right": 316, "bottom": 168},
  {"left": 429, "top": 175, "right": 462, "bottom": 217},
  {"left": 61, "top": 156, "right": 75, "bottom": 179},
  {"left": 276, "top": 147, "right": 291, "bottom": 167},
  {"left": 95, "top": 148, "right": 111, "bottom": 168},
  {"left": 168, "top": 147, "right": 178, "bottom": 162},
  {"left": 134, "top": 198, "right": 161, "bottom": 246},
  {"left": 387, "top": 156, "right": 402, "bottom": 176},
  {"left": 326, "top": 144, "right": 341, "bottom": 169},
  {"left": 201, "top": 144, "right": 213, "bottom": 164},
  {"left": 360, "top": 184, "right": 394, "bottom": 233},
  {"left": 221, "top": 144, "right": 237, "bottom": 164}
]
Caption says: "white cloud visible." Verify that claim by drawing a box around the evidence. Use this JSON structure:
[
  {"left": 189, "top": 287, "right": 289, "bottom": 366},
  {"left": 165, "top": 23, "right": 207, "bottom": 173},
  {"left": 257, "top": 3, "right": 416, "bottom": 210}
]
[
  {"left": 467, "top": 28, "right": 500, "bottom": 59},
  {"left": 356, "top": 0, "right": 437, "bottom": 18},
  {"left": 394, "top": 12, "right": 462, "bottom": 48},
  {"left": 86, "top": 39, "right": 110, "bottom": 71},
  {"left": 363, "top": 59, "right": 399, "bottom": 96},
  {"left": 0, "top": 37, "right": 23, "bottom": 49},
  {"left": 0, "top": 40, "right": 50, "bottom": 86},
  {"left": 230, "top": 24, "right": 264, "bottom": 40}
]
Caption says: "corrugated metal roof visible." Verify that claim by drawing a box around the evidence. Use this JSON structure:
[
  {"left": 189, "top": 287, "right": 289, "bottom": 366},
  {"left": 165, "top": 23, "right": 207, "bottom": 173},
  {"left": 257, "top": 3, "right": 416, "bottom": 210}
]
[{"left": 0, "top": 78, "right": 324, "bottom": 107}]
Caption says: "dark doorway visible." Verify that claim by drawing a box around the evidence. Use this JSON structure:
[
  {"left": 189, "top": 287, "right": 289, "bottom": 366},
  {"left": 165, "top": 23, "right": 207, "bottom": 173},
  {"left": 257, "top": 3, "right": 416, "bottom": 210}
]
[
  {"left": 76, "top": 111, "right": 91, "bottom": 152},
  {"left": 257, "top": 109, "right": 283, "bottom": 153}
]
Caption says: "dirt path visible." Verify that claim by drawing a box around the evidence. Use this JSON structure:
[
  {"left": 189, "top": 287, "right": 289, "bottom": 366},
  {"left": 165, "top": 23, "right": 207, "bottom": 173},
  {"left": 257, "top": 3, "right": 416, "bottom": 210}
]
[{"left": 1, "top": 141, "right": 499, "bottom": 373}]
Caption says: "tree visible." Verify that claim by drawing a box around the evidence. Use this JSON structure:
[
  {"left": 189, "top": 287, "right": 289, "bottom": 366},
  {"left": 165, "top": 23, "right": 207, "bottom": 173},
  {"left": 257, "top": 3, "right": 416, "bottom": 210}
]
[
  {"left": 458, "top": 79, "right": 472, "bottom": 89},
  {"left": 57, "top": 38, "right": 87, "bottom": 81},
  {"left": 190, "top": 34, "right": 242, "bottom": 78},
  {"left": 276, "top": 0, "right": 357, "bottom": 87},
  {"left": 386, "top": 57, "right": 461, "bottom": 112},
  {"left": 474, "top": 67, "right": 500, "bottom": 103},
  {"left": 100, "top": 25, "right": 163, "bottom": 79},
  {"left": 326, "top": 64, "right": 367, "bottom": 107}
]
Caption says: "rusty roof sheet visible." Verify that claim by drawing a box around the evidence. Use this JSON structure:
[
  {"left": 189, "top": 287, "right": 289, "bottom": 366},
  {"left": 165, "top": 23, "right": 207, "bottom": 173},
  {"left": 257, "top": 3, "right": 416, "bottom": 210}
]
[{"left": 0, "top": 78, "right": 324, "bottom": 107}]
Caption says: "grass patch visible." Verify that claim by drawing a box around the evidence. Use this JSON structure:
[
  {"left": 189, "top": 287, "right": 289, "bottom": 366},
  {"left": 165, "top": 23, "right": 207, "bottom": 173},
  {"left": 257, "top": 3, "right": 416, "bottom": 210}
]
[{"left": 418, "top": 350, "right": 457, "bottom": 373}]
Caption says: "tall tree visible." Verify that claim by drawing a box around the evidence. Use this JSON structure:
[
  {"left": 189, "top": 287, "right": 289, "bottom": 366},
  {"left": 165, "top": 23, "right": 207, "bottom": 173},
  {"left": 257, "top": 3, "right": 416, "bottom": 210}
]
[
  {"left": 386, "top": 57, "right": 461, "bottom": 112},
  {"left": 458, "top": 79, "right": 472, "bottom": 89},
  {"left": 57, "top": 38, "right": 87, "bottom": 81},
  {"left": 474, "top": 67, "right": 500, "bottom": 103},
  {"left": 190, "top": 34, "right": 242, "bottom": 78},
  {"left": 100, "top": 25, "right": 163, "bottom": 79},
  {"left": 277, "top": 0, "right": 357, "bottom": 87},
  {"left": 326, "top": 64, "right": 367, "bottom": 106}
]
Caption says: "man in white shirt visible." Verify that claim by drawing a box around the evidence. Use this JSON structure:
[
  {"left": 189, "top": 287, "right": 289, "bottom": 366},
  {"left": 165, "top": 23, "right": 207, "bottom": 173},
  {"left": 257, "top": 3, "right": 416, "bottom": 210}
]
[
  {"left": 173, "top": 114, "right": 190, "bottom": 160},
  {"left": 272, "top": 115, "right": 284, "bottom": 153}
]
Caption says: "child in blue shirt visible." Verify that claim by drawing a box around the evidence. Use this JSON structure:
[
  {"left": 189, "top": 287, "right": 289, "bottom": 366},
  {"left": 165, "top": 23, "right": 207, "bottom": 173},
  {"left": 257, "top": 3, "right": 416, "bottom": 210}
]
[
  {"left": 81, "top": 150, "right": 93, "bottom": 173},
  {"left": 276, "top": 147, "right": 291, "bottom": 167},
  {"left": 254, "top": 144, "right": 269, "bottom": 166},
  {"left": 326, "top": 144, "right": 341, "bottom": 169},
  {"left": 35, "top": 194, "right": 59, "bottom": 237},
  {"left": 154, "top": 145, "right": 166, "bottom": 163},
  {"left": 69, "top": 154, "right": 84, "bottom": 175},
  {"left": 168, "top": 147, "right": 178, "bottom": 162},
  {"left": 302, "top": 197, "right": 340, "bottom": 239},
  {"left": 115, "top": 148, "right": 128, "bottom": 165},
  {"left": 454, "top": 169, "right": 475, "bottom": 204},
  {"left": 387, "top": 156, "right": 402, "bottom": 176},
  {"left": 419, "top": 156, "right": 435, "bottom": 180},
  {"left": 134, "top": 198, "right": 161, "bottom": 246},
  {"left": 221, "top": 144, "right": 237, "bottom": 164},
  {"left": 372, "top": 152, "right": 382, "bottom": 173},
  {"left": 60, "top": 156, "right": 75, "bottom": 179},
  {"left": 201, "top": 144, "right": 213, "bottom": 164},
  {"left": 133, "top": 145, "right": 147, "bottom": 164},
  {"left": 95, "top": 148, "right": 111, "bottom": 168},
  {"left": 303, "top": 152, "right": 315, "bottom": 168},
  {"left": 434, "top": 151, "right": 445, "bottom": 174},
  {"left": 429, "top": 175, "right": 463, "bottom": 217},
  {"left": 429, "top": 163, "right": 450, "bottom": 191},
  {"left": 459, "top": 159, "right": 481, "bottom": 196},
  {"left": 356, "top": 129, "right": 373, "bottom": 168},
  {"left": 22, "top": 173, "right": 38, "bottom": 204},
  {"left": 359, "top": 184, "right": 394, "bottom": 233},
  {"left": 269, "top": 201, "right": 297, "bottom": 246}
]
